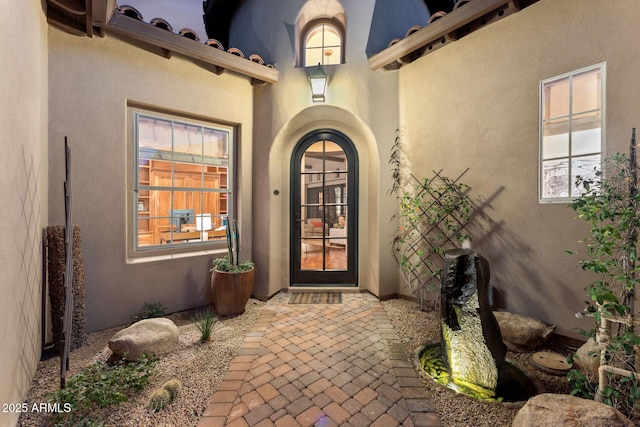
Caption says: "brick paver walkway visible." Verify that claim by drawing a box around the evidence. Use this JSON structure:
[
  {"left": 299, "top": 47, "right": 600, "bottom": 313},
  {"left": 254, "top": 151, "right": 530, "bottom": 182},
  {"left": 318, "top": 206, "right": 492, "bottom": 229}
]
[{"left": 198, "top": 292, "right": 441, "bottom": 427}]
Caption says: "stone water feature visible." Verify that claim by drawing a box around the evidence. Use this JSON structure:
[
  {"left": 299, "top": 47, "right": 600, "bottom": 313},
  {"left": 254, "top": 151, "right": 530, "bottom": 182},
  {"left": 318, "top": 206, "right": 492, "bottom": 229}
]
[{"left": 419, "top": 249, "right": 544, "bottom": 403}]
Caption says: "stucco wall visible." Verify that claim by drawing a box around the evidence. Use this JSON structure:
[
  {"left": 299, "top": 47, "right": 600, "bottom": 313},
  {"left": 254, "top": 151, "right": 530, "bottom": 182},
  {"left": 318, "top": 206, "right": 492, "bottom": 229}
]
[
  {"left": 398, "top": 0, "right": 640, "bottom": 338},
  {"left": 0, "top": 1, "right": 48, "bottom": 425},
  {"left": 48, "top": 28, "right": 254, "bottom": 332}
]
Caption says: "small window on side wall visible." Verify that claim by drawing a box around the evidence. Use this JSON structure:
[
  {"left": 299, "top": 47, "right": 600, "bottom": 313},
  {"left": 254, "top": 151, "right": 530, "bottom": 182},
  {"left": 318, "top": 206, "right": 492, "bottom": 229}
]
[
  {"left": 303, "top": 21, "right": 344, "bottom": 67},
  {"left": 539, "top": 63, "right": 605, "bottom": 202}
]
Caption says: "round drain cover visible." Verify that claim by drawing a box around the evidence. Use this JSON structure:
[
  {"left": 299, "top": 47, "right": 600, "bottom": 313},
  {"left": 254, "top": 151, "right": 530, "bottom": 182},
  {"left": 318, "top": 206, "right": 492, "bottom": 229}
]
[{"left": 531, "top": 351, "right": 572, "bottom": 376}]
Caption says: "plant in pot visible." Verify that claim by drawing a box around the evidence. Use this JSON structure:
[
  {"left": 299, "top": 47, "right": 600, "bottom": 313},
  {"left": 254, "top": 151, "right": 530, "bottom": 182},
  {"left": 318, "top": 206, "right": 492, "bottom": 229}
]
[{"left": 210, "top": 218, "right": 255, "bottom": 317}]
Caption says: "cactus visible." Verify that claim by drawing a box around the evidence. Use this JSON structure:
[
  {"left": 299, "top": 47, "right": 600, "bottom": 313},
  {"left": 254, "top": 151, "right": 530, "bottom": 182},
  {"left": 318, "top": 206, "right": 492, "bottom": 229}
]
[
  {"left": 212, "top": 216, "right": 253, "bottom": 273},
  {"left": 148, "top": 387, "right": 171, "bottom": 412},
  {"left": 225, "top": 218, "right": 240, "bottom": 267},
  {"left": 163, "top": 378, "right": 181, "bottom": 400}
]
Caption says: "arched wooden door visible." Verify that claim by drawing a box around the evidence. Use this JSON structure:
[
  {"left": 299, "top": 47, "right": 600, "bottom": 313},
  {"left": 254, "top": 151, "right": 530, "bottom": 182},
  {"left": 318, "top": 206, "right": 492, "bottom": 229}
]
[{"left": 291, "top": 130, "right": 358, "bottom": 286}]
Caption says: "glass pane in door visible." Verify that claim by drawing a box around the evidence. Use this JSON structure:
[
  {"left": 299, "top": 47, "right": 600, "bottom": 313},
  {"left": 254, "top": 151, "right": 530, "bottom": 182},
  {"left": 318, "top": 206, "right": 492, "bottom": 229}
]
[{"left": 299, "top": 140, "right": 348, "bottom": 271}]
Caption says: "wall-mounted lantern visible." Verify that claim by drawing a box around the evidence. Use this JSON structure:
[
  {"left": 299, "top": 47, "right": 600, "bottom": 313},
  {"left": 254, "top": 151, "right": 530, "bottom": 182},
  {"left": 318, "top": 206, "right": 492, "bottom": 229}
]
[{"left": 309, "top": 63, "right": 328, "bottom": 103}]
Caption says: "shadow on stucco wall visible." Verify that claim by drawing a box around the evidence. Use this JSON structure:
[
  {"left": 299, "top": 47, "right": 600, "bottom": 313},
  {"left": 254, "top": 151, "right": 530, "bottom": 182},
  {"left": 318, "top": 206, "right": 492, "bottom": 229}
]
[{"left": 469, "top": 186, "right": 576, "bottom": 326}]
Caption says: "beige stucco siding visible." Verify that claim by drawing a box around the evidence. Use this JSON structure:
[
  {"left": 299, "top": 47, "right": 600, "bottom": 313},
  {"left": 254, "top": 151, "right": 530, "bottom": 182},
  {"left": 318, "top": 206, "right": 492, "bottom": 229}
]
[
  {"left": 47, "top": 27, "right": 254, "bottom": 332},
  {"left": 399, "top": 0, "right": 640, "bottom": 338},
  {"left": 0, "top": 1, "right": 48, "bottom": 425}
]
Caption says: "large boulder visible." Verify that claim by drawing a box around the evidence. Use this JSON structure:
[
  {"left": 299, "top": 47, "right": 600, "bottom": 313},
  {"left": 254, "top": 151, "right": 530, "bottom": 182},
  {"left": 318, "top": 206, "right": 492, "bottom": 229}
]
[
  {"left": 109, "top": 318, "right": 179, "bottom": 361},
  {"left": 493, "top": 311, "right": 555, "bottom": 352},
  {"left": 512, "top": 393, "right": 633, "bottom": 427}
]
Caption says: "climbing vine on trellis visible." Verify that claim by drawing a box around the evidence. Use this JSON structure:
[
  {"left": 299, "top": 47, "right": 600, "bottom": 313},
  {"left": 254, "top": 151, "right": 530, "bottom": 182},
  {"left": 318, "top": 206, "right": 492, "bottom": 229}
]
[{"left": 391, "top": 168, "right": 473, "bottom": 310}]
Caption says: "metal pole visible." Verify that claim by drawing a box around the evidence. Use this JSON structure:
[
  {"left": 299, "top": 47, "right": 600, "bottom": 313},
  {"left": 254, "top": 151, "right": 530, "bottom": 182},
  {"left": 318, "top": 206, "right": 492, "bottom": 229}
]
[
  {"left": 60, "top": 138, "right": 74, "bottom": 388},
  {"left": 626, "top": 128, "right": 637, "bottom": 371}
]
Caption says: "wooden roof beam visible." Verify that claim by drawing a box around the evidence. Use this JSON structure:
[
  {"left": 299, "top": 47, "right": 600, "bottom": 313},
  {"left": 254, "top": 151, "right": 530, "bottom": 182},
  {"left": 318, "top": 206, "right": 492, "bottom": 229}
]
[
  {"left": 100, "top": 12, "right": 279, "bottom": 85},
  {"left": 368, "top": 0, "right": 518, "bottom": 71}
]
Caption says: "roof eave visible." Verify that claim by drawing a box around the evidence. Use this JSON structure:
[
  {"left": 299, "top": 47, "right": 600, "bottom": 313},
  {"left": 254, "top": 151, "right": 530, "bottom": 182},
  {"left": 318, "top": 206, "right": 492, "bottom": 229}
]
[
  {"left": 100, "top": 13, "right": 279, "bottom": 85},
  {"left": 368, "top": 0, "right": 523, "bottom": 71}
]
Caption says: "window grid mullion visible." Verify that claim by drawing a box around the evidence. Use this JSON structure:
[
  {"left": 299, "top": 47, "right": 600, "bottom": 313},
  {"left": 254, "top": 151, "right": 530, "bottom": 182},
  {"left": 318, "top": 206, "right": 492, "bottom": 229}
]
[
  {"left": 170, "top": 121, "right": 176, "bottom": 221},
  {"left": 567, "top": 75, "right": 574, "bottom": 196}
]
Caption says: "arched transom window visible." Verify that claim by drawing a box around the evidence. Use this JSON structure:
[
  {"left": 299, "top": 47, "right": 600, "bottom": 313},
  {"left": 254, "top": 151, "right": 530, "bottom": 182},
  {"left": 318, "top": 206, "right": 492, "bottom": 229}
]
[{"left": 304, "top": 22, "right": 343, "bottom": 67}]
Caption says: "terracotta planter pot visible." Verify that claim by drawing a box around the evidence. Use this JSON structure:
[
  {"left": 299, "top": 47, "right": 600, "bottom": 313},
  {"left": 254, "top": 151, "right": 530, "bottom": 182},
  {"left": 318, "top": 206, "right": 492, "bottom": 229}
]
[{"left": 211, "top": 268, "right": 255, "bottom": 317}]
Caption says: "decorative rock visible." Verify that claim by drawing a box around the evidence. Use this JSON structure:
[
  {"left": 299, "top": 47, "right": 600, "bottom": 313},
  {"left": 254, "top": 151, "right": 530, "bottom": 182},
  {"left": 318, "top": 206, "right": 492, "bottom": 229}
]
[
  {"left": 574, "top": 337, "right": 602, "bottom": 377},
  {"left": 441, "top": 249, "right": 506, "bottom": 392},
  {"left": 493, "top": 311, "right": 555, "bottom": 352},
  {"left": 512, "top": 393, "right": 633, "bottom": 426},
  {"left": 108, "top": 318, "right": 179, "bottom": 361}
]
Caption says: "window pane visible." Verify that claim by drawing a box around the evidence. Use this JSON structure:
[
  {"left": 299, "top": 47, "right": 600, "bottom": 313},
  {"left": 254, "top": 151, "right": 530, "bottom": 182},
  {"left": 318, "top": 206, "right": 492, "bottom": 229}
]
[
  {"left": 306, "top": 28, "right": 324, "bottom": 48},
  {"left": 305, "top": 48, "right": 323, "bottom": 67},
  {"left": 323, "top": 47, "right": 341, "bottom": 65},
  {"left": 303, "top": 141, "right": 325, "bottom": 173},
  {"left": 138, "top": 116, "right": 172, "bottom": 153},
  {"left": 203, "top": 128, "right": 228, "bottom": 160},
  {"left": 542, "top": 116, "right": 569, "bottom": 162},
  {"left": 149, "top": 189, "right": 173, "bottom": 244},
  {"left": 169, "top": 191, "right": 192, "bottom": 217},
  {"left": 173, "top": 123, "right": 202, "bottom": 156},
  {"left": 323, "top": 27, "right": 341, "bottom": 46},
  {"left": 570, "top": 155, "right": 600, "bottom": 197},
  {"left": 544, "top": 78, "right": 570, "bottom": 119},
  {"left": 572, "top": 127, "right": 601, "bottom": 156},
  {"left": 175, "top": 163, "right": 204, "bottom": 188},
  {"left": 572, "top": 110, "right": 601, "bottom": 132},
  {"left": 138, "top": 159, "right": 150, "bottom": 186},
  {"left": 542, "top": 159, "right": 569, "bottom": 199},
  {"left": 573, "top": 70, "right": 601, "bottom": 114},
  {"left": 325, "top": 141, "right": 346, "bottom": 172},
  {"left": 214, "top": 166, "right": 228, "bottom": 189}
]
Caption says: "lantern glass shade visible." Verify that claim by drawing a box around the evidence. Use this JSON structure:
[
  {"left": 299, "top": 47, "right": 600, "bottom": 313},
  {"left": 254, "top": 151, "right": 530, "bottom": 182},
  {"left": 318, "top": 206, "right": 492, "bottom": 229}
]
[
  {"left": 309, "top": 63, "right": 328, "bottom": 103},
  {"left": 196, "top": 214, "right": 212, "bottom": 231}
]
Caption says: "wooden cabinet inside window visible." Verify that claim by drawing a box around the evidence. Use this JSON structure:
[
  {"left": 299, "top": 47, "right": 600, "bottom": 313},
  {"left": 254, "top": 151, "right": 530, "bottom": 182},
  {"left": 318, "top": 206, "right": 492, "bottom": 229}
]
[
  {"left": 137, "top": 160, "right": 152, "bottom": 246},
  {"left": 137, "top": 160, "right": 228, "bottom": 246}
]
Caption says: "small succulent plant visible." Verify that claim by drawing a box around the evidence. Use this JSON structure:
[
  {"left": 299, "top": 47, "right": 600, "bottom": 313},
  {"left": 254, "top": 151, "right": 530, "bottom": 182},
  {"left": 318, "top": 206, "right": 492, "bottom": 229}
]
[
  {"left": 163, "top": 378, "right": 181, "bottom": 400},
  {"left": 147, "top": 388, "right": 171, "bottom": 412}
]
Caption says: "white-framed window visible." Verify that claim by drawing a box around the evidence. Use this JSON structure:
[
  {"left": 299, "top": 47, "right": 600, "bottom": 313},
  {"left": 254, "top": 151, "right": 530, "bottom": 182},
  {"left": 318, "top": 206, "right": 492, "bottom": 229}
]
[
  {"left": 303, "top": 20, "right": 344, "bottom": 67},
  {"left": 132, "top": 109, "right": 233, "bottom": 252},
  {"left": 539, "top": 63, "right": 605, "bottom": 202}
]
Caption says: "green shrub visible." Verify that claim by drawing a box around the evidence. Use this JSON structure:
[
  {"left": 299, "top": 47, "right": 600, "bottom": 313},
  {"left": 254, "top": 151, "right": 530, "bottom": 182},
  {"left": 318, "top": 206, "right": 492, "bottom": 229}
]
[
  {"left": 131, "top": 302, "right": 167, "bottom": 322},
  {"left": 195, "top": 309, "right": 216, "bottom": 342},
  {"left": 47, "top": 354, "right": 157, "bottom": 414},
  {"left": 210, "top": 218, "right": 254, "bottom": 274},
  {"left": 211, "top": 256, "right": 254, "bottom": 274},
  {"left": 147, "top": 388, "right": 171, "bottom": 412},
  {"left": 163, "top": 378, "right": 181, "bottom": 400},
  {"left": 569, "top": 151, "right": 640, "bottom": 420}
]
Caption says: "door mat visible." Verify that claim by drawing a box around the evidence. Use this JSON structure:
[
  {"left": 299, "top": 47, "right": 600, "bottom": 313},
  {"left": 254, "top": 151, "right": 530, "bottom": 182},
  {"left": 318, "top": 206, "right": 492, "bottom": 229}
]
[{"left": 289, "top": 292, "right": 342, "bottom": 304}]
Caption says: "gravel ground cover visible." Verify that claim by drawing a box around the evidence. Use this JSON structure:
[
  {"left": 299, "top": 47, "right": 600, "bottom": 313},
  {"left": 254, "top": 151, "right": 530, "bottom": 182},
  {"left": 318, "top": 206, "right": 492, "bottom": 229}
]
[
  {"left": 19, "top": 300, "right": 265, "bottom": 427},
  {"left": 19, "top": 296, "right": 571, "bottom": 427},
  {"left": 382, "top": 298, "right": 572, "bottom": 427}
]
